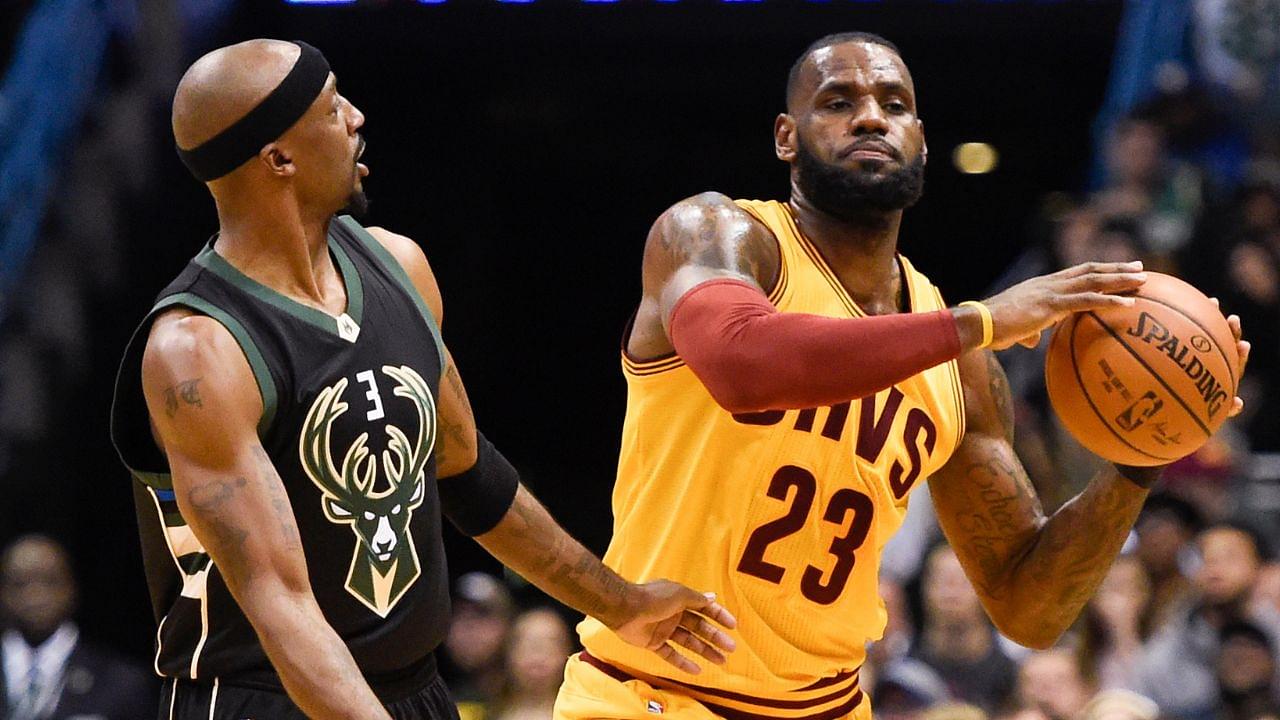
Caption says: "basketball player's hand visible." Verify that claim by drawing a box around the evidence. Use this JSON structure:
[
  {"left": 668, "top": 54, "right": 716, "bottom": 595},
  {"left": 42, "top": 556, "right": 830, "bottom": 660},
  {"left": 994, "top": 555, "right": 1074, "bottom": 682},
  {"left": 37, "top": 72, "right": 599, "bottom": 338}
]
[
  {"left": 610, "top": 581, "right": 738, "bottom": 675},
  {"left": 975, "top": 261, "right": 1148, "bottom": 351}
]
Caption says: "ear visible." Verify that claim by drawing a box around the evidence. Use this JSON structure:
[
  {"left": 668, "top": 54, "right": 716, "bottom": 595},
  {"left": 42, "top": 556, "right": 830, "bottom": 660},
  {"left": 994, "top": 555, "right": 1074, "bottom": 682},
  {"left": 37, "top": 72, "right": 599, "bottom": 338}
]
[
  {"left": 324, "top": 496, "right": 354, "bottom": 522},
  {"left": 918, "top": 119, "right": 928, "bottom": 166},
  {"left": 774, "top": 113, "right": 797, "bottom": 163},
  {"left": 260, "top": 143, "right": 296, "bottom": 178},
  {"left": 408, "top": 479, "right": 425, "bottom": 508}
]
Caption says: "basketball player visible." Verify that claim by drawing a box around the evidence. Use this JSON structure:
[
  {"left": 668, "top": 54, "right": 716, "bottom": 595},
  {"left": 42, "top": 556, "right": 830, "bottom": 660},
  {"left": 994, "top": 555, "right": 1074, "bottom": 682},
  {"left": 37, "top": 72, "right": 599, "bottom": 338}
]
[
  {"left": 554, "top": 32, "right": 1249, "bottom": 719},
  {"left": 109, "top": 40, "right": 735, "bottom": 720}
]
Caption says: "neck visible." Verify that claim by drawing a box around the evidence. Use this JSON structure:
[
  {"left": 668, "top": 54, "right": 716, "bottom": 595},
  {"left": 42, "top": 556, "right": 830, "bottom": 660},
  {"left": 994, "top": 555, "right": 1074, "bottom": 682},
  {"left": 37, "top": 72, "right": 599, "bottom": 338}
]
[
  {"left": 213, "top": 193, "right": 343, "bottom": 311},
  {"left": 787, "top": 191, "right": 904, "bottom": 315}
]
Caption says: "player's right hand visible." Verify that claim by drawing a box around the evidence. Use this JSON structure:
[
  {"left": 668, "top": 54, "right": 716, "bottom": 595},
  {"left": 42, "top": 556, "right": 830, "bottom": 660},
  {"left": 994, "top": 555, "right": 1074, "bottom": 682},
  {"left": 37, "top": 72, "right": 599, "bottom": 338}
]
[
  {"left": 976, "top": 261, "right": 1147, "bottom": 351},
  {"left": 609, "top": 580, "right": 738, "bottom": 675}
]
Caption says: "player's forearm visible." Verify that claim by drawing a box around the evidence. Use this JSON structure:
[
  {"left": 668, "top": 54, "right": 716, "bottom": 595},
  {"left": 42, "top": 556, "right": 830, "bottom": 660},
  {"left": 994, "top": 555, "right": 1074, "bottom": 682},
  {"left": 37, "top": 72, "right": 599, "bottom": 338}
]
[
  {"left": 242, "top": 586, "right": 391, "bottom": 720},
  {"left": 475, "top": 484, "right": 635, "bottom": 628},
  {"left": 668, "top": 279, "right": 963, "bottom": 412},
  {"left": 988, "top": 469, "right": 1148, "bottom": 647}
]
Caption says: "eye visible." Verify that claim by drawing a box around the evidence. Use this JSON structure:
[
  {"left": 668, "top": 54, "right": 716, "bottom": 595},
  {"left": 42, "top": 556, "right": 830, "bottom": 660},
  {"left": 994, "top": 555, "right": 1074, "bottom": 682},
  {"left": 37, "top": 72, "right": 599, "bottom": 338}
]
[
  {"left": 885, "top": 100, "right": 908, "bottom": 113},
  {"left": 392, "top": 504, "right": 402, "bottom": 515},
  {"left": 825, "top": 100, "right": 852, "bottom": 111},
  {"left": 363, "top": 511, "right": 375, "bottom": 520}
]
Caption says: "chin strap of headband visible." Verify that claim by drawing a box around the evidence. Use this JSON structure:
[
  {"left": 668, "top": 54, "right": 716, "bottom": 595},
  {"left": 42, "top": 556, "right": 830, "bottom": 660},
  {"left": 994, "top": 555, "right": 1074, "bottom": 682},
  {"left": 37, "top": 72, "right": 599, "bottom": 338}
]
[{"left": 176, "top": 41, "right": 331, "bottom": 182}]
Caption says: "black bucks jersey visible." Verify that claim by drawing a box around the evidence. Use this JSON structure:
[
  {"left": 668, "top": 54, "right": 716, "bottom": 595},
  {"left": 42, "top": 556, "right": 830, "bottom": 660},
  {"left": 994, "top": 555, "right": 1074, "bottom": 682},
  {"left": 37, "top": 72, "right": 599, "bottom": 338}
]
[{"left": 110, "top": 216, "right": 450, "bottom": 699}]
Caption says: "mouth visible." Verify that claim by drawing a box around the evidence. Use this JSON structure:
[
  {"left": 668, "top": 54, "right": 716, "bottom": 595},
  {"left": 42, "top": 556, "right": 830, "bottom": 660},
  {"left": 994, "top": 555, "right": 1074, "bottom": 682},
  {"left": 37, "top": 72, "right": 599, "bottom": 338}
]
[
  {"left": 355, "top": 137, "right": 369, "bottom": 178},
  {"left": 841, "top": 142, "right": 900, "bottom": 164}
]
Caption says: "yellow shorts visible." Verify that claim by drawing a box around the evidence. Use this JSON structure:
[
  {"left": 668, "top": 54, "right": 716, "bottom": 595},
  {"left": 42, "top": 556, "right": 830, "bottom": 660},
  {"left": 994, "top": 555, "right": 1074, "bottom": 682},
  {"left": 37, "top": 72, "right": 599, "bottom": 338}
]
[{"left": 553, "top": 654, "right": 871, "bottom": 720}]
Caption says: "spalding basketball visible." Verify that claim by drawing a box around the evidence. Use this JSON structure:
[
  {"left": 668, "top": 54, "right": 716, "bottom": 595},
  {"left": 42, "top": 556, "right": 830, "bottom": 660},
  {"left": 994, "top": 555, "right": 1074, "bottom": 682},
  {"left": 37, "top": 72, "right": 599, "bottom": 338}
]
[{"left": 1045, "top": 272, "right": 1240, "bottom": 467}]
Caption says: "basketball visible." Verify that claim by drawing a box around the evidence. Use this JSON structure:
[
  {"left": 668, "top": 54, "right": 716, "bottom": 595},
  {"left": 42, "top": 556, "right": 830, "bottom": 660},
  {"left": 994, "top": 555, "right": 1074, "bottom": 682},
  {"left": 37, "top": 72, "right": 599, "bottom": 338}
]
[{"left": 1044, "top": 272, "right": 1240, "bottom": 467}]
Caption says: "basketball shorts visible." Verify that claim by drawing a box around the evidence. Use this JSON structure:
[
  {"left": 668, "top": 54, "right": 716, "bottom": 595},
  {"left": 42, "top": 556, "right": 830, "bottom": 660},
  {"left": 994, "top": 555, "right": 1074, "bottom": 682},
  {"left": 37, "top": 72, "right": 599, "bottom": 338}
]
[
  {"left": 554, "top": 653, "right": 871, "bottom": 720},
  {"left": 159, "top": 673, "right": 461, "bottom": 720}
]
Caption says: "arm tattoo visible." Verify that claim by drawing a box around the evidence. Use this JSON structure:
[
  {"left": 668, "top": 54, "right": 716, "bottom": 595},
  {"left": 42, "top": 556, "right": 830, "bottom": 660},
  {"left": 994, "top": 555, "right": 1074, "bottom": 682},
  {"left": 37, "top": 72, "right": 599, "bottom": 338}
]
[
  {"left": 188, "top": 476, "right": 251, "bottom": 559},
  {"left": 435, "top": 364, "right": 475, "bottom": 469},
  {"left": 496, "top": 487, "right": 629, "bottom": 621},
  {"left": 255, "top": 447, "right": 302, "bottom": 550},
  {"left": 985, "top": 352, "right": 1014, "bottom": 443},
  {"left": 163, "top": 378, "right": 204, "bottom": 417}
]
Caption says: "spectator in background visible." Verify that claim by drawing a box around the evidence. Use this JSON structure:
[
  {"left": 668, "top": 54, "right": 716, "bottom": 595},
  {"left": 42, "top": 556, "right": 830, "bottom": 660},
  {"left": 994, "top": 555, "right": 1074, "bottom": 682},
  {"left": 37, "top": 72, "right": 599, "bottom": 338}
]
[
  {"left": 1253, "top": 563, "right": 1280, "bottom": 618},
  {"left": 1134, "top": 493, "right": 1204, "bottom": 633},
  {"left": 1015, "top": 646, "right": 1096, "bottom": 720},
  {"left": 909, "top": 545, "right": 1017, "bottom": 714},
  {"left": 1136, "top": 522, "right": 1280, "bottom": 720},
  {"left": 867, "top": 577, "right": 915, "bottom": 684},
  {"left": 445, "top": 572, "right": 516, "bottom": 720},
  {"left": 1217, "top": 621, "right": 1279, "bottom": 720},
  {"left": 1078, "top": 555, "right": 1154, "bottom": 691},
  {"left": 1093, "top": 113, "right": 1204, "bottom": 270},
  {"left": 1077, "top": 689, "right": 1160, "bottom": 720},
  {"left": 0, "top": 534, "right": 155, "bottom": 720},
  {"left": 495, "top": 608, "right": 573, "bottom": 720}
]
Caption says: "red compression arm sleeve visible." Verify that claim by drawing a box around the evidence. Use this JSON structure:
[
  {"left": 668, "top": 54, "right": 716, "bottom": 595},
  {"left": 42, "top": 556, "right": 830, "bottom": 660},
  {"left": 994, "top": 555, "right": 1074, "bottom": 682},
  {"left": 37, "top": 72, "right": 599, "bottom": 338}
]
[{"left": 668, "top": 278, "right": 962, "bottom": 413}]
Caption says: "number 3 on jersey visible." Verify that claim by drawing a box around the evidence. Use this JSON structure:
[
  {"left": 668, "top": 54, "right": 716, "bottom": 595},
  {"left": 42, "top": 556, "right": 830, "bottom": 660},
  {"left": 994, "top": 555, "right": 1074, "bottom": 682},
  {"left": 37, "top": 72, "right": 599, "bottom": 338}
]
[{"left": 736, "top": 465, "right": 874, "bottom": 606}]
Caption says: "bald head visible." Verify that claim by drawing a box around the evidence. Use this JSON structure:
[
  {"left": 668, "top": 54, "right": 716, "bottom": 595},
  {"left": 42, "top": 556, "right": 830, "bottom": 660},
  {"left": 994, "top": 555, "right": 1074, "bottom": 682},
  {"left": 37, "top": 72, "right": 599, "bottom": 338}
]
[{"left": 172, "top": 39, "right": 305, "bottom": 151}]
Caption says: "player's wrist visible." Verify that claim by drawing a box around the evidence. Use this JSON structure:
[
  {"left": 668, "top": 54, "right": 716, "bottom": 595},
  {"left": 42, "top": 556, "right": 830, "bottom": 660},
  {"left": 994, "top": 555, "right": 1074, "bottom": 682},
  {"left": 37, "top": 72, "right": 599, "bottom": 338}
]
[
  {"left": 1112, "top": 463, "right": 1164, "bottom": 490},
  {"left": 951, "top": 303, "right": 990, "bottom": 351}
]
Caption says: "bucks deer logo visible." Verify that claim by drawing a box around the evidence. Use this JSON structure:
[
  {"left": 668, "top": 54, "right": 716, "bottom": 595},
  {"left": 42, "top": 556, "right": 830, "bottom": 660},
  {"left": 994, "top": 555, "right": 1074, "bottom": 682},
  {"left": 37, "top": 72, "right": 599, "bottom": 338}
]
[{"left": 299, "top": 365, "right": 436, "bottom": 617}]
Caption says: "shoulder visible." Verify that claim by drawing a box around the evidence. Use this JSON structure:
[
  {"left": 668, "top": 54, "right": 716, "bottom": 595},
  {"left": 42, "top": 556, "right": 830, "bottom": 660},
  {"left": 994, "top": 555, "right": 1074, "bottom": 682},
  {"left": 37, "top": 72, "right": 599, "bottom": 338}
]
[
  {"left": 141, "top": 307, "right": 261, "bottom": 440},
  {"left": 650, "top": 191, "right": 771, "bottom": 245},
  {"left": 363, "top": 225, "right": 443, "bottom": 322},
  {"left": 642, "top": 191, "right": 779, "bottom": 287}
]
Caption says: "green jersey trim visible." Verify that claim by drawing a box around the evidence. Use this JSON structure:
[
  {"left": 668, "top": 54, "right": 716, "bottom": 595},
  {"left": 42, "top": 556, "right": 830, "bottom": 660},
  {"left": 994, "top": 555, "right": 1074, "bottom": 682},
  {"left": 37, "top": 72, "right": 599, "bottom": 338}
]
[
  {"left": 335, "top": 215, "right": 447, "bottom": 377},
  {"left": 154, "top": 293, "right": 280, "bottom": 436},
  {"left": 192, "top": 235, "right": 365, "bottom": 336}
]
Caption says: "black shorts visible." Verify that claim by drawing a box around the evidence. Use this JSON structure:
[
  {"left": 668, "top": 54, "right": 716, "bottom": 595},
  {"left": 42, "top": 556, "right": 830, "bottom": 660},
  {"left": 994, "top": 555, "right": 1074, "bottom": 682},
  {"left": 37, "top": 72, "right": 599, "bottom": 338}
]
[{"left": 159, "top": 674, "right": 461, "bottom": 720}]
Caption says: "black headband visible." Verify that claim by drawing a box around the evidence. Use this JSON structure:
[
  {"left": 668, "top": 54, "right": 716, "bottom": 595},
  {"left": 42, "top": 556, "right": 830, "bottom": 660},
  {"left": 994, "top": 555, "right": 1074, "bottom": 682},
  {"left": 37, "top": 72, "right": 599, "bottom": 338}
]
[{"left": 176, "top": 41, "right": 331, "bottom": 182}]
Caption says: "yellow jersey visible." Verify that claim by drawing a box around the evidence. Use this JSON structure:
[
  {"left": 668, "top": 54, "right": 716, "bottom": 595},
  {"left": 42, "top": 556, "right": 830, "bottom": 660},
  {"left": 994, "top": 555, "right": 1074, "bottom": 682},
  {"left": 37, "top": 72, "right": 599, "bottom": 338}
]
[{"left": 577, "top": 199, "right": 966, "bottom": 718}]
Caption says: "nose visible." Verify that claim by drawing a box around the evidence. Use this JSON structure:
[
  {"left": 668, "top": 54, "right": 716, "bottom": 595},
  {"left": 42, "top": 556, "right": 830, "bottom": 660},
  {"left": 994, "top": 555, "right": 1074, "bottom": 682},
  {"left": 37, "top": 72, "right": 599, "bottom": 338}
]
[
  {"left": 347, "top": 101, "right": 365, "bottom": 134},
  {"left": 850, "top": 97, "right": 889, "bottom": 136}
]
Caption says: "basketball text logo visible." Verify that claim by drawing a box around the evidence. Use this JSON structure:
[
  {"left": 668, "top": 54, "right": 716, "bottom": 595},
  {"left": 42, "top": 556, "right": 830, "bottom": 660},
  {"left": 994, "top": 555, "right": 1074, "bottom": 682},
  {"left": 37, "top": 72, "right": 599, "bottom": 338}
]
[
  {"left": 1124, "top": 312, "right": 1229, "bottom": 417},
  {"left": 299, "top": 365, "right": 437, "bottom": 617}
]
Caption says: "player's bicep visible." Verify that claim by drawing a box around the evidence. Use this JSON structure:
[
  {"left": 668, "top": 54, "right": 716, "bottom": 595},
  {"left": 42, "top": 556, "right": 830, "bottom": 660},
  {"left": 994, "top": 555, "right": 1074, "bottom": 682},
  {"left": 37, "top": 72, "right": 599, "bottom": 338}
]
[
  {"left": 643, "top": 192, "right": 779, "bottom": 330},
  {"left": 435, "top": 350, "right": 478, "bottom": 478},
  {"left": 929, "top": 350, "right": 1045, "bottom": 594}
]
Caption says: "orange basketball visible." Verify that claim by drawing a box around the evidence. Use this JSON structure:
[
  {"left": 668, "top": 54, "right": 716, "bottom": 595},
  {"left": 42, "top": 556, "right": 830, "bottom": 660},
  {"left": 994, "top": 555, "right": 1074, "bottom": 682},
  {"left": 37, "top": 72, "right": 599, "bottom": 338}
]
[{"left": 1044, "top": 272, "right": 1240, "bottom": 467}]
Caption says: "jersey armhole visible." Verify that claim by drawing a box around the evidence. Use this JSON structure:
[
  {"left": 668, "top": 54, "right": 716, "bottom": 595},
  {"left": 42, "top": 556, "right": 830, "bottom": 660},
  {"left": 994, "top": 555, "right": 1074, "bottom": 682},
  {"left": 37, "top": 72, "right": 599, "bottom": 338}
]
[
  {"left": 334, "top": 215, "right": 448, "bottom": 379},
  {"left": 110, "top": 293, "right": 281, "bottom": 490}
]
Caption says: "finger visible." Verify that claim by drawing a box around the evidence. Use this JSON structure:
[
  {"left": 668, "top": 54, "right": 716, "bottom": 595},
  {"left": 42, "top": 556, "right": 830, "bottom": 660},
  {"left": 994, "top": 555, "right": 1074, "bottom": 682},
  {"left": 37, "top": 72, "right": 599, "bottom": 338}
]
[
  {"left": 1055, "top": 260, "right": 1144, "bottom": 278},
  {"left": 655, "top": 641, "right": 701, "bottom": 675},
  {"left": 682, "top": 611, "right": 736, "bottom": 653},
  {"left": 1055, "top": 292, "right": 1138, "bottom": 313},
  {"left": 1238, "top": 339, "right": 1251, "bottom": 376},
  {"left": 1228, "top": 396, "right": 1245, "bottom": 418},
  {"left": 1210, "top": 296, "right": 1220, "bottom": 308},
  {"left": 1064, "top": 271, "right": 1148, "bottom": 294},
  {"left": 670, "top": 625, "right": 727, "bottom": 666},
  {"left": 677, "top": 589, "right": 737, "bottom": 628},
  {"left": 1017, "top": 331, "right": 1043, "bottom": 349},
  {"left": 1227, "top": 314, "right": 1242, "bottom": 342}
]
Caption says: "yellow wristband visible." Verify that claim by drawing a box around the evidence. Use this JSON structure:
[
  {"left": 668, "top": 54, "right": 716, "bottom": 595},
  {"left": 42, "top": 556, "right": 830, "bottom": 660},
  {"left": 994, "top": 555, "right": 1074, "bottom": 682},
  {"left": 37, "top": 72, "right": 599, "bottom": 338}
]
[{"left": 959, "top": 300, "right": 993, "bottom": 349}]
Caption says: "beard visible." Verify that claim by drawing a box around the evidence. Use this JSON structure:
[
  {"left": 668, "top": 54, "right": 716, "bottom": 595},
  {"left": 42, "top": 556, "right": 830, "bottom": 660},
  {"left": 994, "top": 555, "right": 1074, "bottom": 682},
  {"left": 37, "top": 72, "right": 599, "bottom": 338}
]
[
  {"left": 794, "top": 137, "right": 925, "bottom": 227},
  {"left": 344, "top": 188, "right": 369, "bottom": 218}
]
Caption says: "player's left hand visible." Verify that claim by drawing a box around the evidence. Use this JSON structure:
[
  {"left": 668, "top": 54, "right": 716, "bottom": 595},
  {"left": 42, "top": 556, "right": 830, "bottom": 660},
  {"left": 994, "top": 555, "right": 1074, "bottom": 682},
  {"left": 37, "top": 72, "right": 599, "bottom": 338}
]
[{"left": 609, "top": 580, "right": 737, "bottom": 675}]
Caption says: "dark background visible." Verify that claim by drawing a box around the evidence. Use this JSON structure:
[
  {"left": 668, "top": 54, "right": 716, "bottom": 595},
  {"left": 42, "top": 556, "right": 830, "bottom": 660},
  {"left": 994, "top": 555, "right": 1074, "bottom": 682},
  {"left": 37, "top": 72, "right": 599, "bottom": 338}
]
[{"left": 7, "top": 1, "right": 1123, "bottom": 662}]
